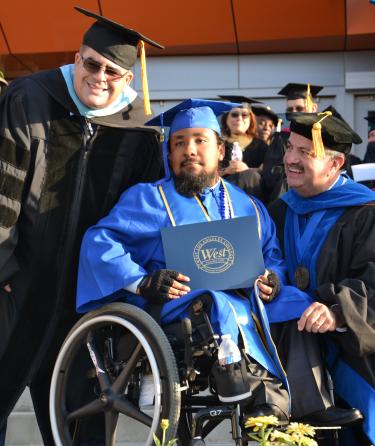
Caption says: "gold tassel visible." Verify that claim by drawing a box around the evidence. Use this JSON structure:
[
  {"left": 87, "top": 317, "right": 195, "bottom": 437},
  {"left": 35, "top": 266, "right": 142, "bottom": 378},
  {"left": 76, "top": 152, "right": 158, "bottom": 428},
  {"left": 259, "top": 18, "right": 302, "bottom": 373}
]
[
  {"left": 138, "top": 41, "right": 152, "bottom": 116},
  {"left": 311, "top": 111, "right": 332, "bottom": 158},
  {"left": 306, "top": 83, "right": 313, "bottom": 113}
]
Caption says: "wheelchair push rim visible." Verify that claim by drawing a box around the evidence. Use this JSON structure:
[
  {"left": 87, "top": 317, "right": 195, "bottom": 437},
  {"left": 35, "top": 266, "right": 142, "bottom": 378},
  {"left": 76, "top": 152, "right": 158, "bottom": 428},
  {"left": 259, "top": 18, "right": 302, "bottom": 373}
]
[{"left": 50, "top": 304, "right": 180, "bottom": 446}]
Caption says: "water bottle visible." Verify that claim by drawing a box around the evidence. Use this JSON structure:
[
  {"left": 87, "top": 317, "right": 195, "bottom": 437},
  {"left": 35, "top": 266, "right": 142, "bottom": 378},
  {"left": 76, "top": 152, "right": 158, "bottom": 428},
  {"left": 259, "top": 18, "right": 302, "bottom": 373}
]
[
  {"left": 217, "top": 334, "right": 241, "bottom": 366},
  {"left": 231, "top": 141, "right": 243, "bottom": 162}
]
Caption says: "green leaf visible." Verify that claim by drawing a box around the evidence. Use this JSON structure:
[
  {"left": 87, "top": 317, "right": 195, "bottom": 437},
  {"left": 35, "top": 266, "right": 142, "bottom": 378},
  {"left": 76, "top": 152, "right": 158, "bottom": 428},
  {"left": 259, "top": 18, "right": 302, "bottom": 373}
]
[
  {"left": 167, "top": 438, "right": 178, "bottom": 446},
  {"left": 153, "top": 433, "right": 161, "bottom": 446}
]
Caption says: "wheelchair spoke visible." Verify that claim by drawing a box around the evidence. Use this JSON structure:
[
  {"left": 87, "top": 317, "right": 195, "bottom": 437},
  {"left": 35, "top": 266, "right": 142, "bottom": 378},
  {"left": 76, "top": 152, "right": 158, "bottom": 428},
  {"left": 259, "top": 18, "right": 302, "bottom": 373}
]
[
  {"left": 113, "top": 396, "right": 153, "bottom": 426},
  {"left": 112, "top": 341, "right": 143, "bottom": 394},
  {"left": 105, "top": 410, "right": 119, "bottom": 446},
  {"left": 86, "top": 332, "right": 112, "bottom": 391},
  {"left": 66, "top": 398, "right": 103, "bottom": 422}
]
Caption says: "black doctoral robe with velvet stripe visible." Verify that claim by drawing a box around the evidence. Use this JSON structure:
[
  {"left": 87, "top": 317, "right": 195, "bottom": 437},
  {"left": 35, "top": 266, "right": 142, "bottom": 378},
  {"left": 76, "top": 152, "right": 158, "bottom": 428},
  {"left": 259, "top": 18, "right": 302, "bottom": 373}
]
[
  {"left": 269, "top": 199, "right": 375, "bottom": 440},
  {"left": 0, "top": 69, "right": 162, "bottom": 426}
]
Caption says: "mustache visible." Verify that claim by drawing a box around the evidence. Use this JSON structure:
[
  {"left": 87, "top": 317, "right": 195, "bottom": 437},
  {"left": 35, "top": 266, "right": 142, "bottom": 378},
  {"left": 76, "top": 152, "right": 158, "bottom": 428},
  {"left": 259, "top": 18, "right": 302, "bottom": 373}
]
[
  {"left": 286, "top": 163, "right": 304, "bottom": 171},
  {"left": 181, "top": 158, "right": 203, "bottom": 167}
]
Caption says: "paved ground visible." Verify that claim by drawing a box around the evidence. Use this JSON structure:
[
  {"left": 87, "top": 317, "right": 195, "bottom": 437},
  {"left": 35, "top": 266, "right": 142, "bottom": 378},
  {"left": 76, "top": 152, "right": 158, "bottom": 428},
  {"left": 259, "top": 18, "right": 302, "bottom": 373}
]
[{"left": 6, "top": 389, "right": 255, "bottom": 445}]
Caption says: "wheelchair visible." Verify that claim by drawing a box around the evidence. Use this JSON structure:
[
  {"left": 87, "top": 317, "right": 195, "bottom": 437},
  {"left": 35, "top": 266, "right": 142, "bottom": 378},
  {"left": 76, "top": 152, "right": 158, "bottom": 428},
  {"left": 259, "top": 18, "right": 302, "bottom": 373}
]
[
  {"left": 50, "top": 300, "right": 250, "bottom": 446},
  {"left": 50, "top": 300, "right": 359, "bottom": 446}
]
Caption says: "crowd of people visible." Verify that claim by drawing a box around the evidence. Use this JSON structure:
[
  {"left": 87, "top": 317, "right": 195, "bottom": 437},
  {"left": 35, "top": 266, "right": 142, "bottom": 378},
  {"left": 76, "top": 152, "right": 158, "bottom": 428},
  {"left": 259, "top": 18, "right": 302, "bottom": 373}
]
[{"left": 0, "top": 6, "right": 374, "bottom": 446}]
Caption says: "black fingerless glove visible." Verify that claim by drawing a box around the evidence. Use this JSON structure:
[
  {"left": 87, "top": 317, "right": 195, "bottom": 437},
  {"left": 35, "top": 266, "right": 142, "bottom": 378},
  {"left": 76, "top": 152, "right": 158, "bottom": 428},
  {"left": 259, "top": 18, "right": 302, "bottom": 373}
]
[
  {"left": 138, "top": 269, "right": 179, "bottom": 303},
  {"left": 266, "top": 270, "right": 281, "bottom": 302}
]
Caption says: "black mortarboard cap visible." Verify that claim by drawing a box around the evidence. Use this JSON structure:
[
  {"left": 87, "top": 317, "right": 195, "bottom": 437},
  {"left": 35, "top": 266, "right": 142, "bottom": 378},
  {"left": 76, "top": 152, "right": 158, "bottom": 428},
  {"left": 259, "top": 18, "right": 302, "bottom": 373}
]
[
  {"left": 75, "top": 6, "right": 164, "bottom": 115},
  {"left": 365, "top": 111, "right": 375, "bottom": 132},
  {"left": 75, "top": 6, "right": 164, "bottom": 70},
  {"left": 251, "top": 105, "right": 279, "bottom": 126},
  {"left": 218, "top": 95, "right": 263, "bottom": 105},
  {"left": 278, "top": 83, "right": 323, "bottom": 100},
  {"left": 287, "top": 112, "right": 362, "bottom": 155},
  {"left": 322, "top": 105, "right": 362, "bottom": 139}
]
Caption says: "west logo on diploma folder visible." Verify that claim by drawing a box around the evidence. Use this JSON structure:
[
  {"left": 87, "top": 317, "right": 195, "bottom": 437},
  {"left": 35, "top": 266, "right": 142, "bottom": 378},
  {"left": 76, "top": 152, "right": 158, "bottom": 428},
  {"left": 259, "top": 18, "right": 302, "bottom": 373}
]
[{"left": 161, "top": 216, "right": 265, "bottom": 291}]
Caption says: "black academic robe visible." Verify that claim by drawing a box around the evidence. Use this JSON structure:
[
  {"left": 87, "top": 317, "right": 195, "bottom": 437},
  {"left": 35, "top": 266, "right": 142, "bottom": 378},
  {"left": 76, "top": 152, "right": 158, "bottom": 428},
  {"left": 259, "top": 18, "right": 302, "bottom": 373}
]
[
  {"left": 269, "top": 199, "right": 375, "bottom": 393},
  {"left": 0, "top": 69, "right": 162, "bottom": 431},
  {"left": 223, "top": 137, "right": 268, "bottom": 168},
  {"left": 260, "top": 131, "right": 289, "bottom": 204}
]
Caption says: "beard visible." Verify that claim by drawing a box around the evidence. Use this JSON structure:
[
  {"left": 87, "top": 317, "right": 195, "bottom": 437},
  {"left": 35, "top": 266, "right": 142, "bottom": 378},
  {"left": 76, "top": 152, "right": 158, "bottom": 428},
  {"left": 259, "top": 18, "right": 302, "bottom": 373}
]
[{"left": 173, "top": 170, "right": 218, "bottom": 197}]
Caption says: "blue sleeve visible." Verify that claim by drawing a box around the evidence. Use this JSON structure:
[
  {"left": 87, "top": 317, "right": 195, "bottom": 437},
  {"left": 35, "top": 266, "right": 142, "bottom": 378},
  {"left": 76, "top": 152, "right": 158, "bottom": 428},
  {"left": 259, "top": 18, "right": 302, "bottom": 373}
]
[{"left": 76, "top": 183, "right": 167, "bottom": 312}]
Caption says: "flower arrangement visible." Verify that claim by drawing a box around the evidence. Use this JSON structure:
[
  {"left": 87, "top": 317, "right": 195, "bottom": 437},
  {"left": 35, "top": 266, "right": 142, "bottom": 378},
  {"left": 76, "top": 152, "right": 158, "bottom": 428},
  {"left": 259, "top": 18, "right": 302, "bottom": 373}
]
[
  {"left": 244, "top": 416, "right": 318, "bottom": 446},
  {"left": 153, "top": 419, "right": 177, "bottom": 446}
]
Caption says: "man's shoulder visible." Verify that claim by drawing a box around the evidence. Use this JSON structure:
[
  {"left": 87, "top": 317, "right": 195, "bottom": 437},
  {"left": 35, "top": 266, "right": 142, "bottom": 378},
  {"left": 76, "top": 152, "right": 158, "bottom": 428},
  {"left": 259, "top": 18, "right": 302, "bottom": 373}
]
[
  {"left": 90, "top": 96, "right": 160, "bottom": 132},
  {"left": 5, "top": 69, "right": 74, "bottom": 113},
  {"left": 341, "top": 201, "right": 375, "bottom": 220},
  {"left": 121, "top": 179, "right": 164, "bottom": 199},
  {"left": 8, "top": 69, "right": 65, "bottom": 96}
]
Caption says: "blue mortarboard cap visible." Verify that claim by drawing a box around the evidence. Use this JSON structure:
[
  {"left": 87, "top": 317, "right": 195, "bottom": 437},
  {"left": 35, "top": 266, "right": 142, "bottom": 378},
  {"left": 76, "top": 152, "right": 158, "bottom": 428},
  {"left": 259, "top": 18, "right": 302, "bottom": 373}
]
[
  {"left": 146, "top": 99, "right": 240, "bottom": 179},
  {"left": 146, "top": 99, "right": 240, "bottom": 136}
]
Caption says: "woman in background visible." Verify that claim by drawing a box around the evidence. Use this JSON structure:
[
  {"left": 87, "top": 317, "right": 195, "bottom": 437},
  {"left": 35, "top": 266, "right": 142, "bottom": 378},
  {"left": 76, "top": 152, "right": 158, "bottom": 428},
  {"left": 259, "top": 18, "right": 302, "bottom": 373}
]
[
  {"left": 220, "top": 105, "right": 268, "bottom": 200},
  {"left": 220, "top": 105, "right": 268, "bottom": 175}
]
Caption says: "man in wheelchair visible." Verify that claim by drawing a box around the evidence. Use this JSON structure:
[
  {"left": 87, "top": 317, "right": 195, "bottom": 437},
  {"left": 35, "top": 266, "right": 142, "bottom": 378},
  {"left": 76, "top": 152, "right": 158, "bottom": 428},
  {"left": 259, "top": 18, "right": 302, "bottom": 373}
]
[{"left": 71, "top": 99, "right": 360, "bottom": 444}]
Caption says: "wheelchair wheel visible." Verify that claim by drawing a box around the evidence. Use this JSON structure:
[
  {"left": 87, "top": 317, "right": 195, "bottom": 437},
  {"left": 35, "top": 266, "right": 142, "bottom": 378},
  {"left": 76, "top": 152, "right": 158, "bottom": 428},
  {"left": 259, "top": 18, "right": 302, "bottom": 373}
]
[{"left": 50, "top": 303, "right": 180, "bottom": 446}]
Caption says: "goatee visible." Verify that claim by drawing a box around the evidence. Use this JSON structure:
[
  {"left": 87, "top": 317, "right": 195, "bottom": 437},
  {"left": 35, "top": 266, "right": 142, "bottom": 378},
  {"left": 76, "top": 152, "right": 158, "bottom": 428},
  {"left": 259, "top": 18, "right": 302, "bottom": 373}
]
[{"left": 173, "top": 171, "right": 218, "bottom": 197}]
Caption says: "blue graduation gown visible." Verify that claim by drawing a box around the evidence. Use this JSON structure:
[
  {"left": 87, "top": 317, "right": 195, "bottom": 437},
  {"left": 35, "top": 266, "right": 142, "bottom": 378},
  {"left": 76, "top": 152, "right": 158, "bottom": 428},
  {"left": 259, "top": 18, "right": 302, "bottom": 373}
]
[{"left": 77, "top": 178, "right": 311, "bottom": 387}]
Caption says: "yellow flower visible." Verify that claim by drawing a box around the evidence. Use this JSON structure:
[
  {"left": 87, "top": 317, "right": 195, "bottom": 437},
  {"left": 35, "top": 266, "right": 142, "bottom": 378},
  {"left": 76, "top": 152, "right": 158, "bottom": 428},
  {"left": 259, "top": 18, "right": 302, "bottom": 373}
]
[
  {"left": 271, "top": 429, "right": 294, "bottom": 442},
  {"left": 299, "top": 437, "right": 318, "bottom": 446},
  {"left": 287, "top": 422, "right": 315, "bottom": 437},
  {"left": 244, "top": 415, "right": 279, "bottom": 431},
  {"left": 161, "top": 419, "right": 169, "bottom": 431}
]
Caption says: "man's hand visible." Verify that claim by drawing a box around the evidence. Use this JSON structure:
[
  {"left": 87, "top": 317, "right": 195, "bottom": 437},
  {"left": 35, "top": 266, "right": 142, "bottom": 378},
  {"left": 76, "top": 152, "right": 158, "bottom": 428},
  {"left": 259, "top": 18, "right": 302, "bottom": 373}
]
[
  {"left": 256, "top": 270, "right": 280, "bottom": 302},
  {"left": 3, "top": 284, "right": 11, "bottom": 293},
  {"left": 137, "top": 269, "right": 190, "bottom": 303},
  {"left": 297, "top": 302, "right": 337, "bottom": 333}
]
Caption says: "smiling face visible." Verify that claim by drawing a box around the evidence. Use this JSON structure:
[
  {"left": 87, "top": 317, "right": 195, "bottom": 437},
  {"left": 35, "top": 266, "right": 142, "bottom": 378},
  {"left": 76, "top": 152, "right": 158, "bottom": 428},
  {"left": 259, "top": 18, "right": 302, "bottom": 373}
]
[
  {"left": 73, "top": 46, "right": 134, "bottom": 109},
  {"left": 169, "top": 128, "right": 224, "bottom": 184},
  {"left": 225, "top": 107, "right": 251, "bottom": 136},
  {"left": 284, "top": 132, "right": 345, "bottom": 197}
]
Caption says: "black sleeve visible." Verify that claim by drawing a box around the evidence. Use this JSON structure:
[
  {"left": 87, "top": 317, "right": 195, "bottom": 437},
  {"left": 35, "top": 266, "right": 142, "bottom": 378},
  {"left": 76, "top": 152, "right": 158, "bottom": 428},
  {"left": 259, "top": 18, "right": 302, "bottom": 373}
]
[
  {"left": 316, "top": 205, "right": 375, "bottom": 357},
  {"left": 0, "top": 83, "right": 32, "bottom": 281},
  {"left": 267, "top": 199, "right": 287, "bottom": 251}
]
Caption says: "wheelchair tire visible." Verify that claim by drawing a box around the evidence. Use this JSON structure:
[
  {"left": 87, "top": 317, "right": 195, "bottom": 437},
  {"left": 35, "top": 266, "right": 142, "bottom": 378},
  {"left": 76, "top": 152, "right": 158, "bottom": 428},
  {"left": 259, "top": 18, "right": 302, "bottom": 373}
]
[{"left": 50, "top": 303, "right": 180, "bottom": 446}]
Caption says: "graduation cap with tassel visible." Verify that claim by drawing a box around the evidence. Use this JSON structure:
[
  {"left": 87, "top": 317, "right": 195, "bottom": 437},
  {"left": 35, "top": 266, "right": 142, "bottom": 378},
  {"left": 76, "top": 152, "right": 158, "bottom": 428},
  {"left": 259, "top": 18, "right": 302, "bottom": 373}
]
[
  {"left": 287, "top": 111, "right": 362, "bottom": 158},
  {"left": 75, "top": 6, "right": 164, "bottom": 115},
  {"left": 278, "top": 82, "right": 323, "bottom": 113}
]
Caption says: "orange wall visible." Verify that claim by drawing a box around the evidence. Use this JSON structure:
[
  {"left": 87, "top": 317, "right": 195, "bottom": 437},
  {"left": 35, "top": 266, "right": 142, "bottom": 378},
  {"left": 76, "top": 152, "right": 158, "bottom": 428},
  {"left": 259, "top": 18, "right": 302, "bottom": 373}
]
[{"left": 1, "top": 0, "right": 374, "bottom": 78}]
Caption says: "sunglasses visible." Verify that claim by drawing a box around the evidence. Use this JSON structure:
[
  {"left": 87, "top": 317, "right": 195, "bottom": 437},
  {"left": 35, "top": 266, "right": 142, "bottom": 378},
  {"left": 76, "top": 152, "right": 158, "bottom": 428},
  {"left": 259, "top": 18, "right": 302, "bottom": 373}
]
[
  {"left": 80, "top": 54, "right": 127, "bottom": 81},
  {"left": 286, "top": 106, "right": 306, "bottom": 113},
  {"left": 229, "top": 111, "right": 250, "bottom": 119}
]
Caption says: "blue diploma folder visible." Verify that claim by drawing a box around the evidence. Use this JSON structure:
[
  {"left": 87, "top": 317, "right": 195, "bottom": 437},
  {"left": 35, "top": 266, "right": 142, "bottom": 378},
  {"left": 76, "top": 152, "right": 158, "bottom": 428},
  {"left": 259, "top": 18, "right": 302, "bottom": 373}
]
[{"left": 161, "top": 216, "right": 265, "bottom": 291}]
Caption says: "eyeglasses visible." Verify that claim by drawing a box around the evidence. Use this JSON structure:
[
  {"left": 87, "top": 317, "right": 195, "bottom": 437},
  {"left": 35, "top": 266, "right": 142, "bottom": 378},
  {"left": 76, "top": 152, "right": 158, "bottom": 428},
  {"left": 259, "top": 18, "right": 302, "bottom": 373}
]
[
  {"left": 229, "top": 111, "right": 250, "bottom": 119},
  {"left": 80, "top": 54, "right": 127, "bottom": 81}
]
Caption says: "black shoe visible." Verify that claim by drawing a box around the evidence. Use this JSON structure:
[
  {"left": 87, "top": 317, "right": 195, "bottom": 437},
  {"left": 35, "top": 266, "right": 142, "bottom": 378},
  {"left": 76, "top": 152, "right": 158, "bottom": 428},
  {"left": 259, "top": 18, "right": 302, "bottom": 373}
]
[
  {"left": 297, "top": 406, "right": 363, "bottom": 427},
  {"left": 244, "top": 404, "right": 289, "bottom": 426},
  {"left": 211, "top": 358, "right": 253, "bottom": 403}
]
